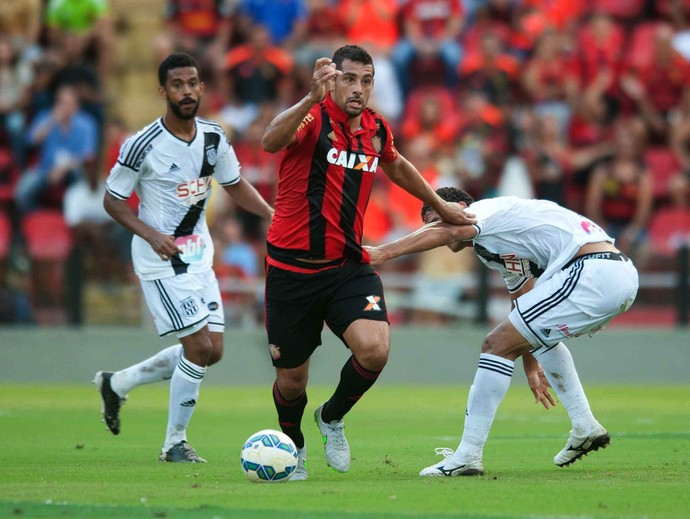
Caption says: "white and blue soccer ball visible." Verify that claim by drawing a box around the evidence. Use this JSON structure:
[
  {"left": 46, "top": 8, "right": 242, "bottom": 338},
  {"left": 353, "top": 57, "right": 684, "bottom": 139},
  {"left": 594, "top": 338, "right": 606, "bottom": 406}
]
[{"left": 240, "top": 429, "right": 298, "bottom": 483}]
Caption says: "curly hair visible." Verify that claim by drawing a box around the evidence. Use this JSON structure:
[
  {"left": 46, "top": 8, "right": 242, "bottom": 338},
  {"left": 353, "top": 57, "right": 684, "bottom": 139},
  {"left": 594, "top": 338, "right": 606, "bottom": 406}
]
[
  {"left": 158, "top": 52, "right": 201, "bottom": 86},
  {"left": 420, "top": 187, "right": 475, "bottom": 221}
]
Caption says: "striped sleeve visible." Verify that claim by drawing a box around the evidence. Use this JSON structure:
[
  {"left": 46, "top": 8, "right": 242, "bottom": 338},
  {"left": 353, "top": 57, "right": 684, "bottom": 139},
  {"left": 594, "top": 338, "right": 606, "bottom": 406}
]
[
  {"left": 213, "top": 130, "right": 241, "bottom": 186},
  {"left": 116, "top": 124, "right": 162, "bottom": 172}
]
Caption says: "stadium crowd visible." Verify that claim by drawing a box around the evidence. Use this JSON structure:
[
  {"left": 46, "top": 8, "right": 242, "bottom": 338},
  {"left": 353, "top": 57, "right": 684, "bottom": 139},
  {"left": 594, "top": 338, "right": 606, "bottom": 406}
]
[{"left": 0, "top": 0, "right": 689, "bottom": 326}]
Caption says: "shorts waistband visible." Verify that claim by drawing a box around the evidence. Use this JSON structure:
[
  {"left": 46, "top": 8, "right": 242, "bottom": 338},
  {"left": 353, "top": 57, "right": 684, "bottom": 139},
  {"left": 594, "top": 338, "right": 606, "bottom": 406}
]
[{"left": 562, "top": 251, "right": 629, "bottom": 270}]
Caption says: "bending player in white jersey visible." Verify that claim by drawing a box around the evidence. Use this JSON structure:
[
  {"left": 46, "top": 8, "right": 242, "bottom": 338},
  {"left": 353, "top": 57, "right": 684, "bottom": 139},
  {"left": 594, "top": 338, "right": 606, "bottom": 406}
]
[
  {"left": 94, "top": 52, "right": 273, "bottom": 462},
  {"left": 365, "top": 187, "right": 639, "bottom": 475}
]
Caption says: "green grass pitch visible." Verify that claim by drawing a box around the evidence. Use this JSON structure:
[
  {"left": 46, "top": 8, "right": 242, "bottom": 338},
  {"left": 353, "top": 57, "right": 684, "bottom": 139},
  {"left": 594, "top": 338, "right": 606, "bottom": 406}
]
[{"left": 1, "top": 384, "right": 688, "bottom": 518}]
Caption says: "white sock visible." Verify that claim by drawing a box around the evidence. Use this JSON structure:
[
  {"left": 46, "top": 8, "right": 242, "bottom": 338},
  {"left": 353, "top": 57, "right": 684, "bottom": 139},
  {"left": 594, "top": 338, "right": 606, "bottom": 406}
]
[
  {"left": 111, "top": 344, "right": 182, "bottom": 397},
  {"left": 533, "top": 342, "right": 597, "bottom": 436},
  {"left": 451, "top": 353, "right": 514, "bottom": 464},
  {"left": 164, "top": 355, "right": 206, "bottom": 451}
]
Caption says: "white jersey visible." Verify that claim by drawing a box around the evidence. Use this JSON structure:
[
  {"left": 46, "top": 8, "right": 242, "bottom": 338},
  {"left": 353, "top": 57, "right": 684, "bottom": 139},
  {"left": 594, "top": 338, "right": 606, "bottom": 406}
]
[
  {"left": 469, "top": 197, "right": 613, "bottom": 293},
  {"left": 106, "top": 117, "right": 241, "bottom": 280}
]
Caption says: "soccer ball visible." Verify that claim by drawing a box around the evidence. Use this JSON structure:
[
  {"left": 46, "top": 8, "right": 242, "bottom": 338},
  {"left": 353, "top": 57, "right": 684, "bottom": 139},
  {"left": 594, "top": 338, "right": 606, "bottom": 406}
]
[{"left": 240, "top": 429, "right": 298, "bottom": 483}]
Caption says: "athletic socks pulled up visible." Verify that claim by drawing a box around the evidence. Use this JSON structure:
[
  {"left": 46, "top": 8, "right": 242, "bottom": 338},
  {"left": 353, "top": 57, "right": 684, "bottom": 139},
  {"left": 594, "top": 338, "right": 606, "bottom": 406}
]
[
  {"left": 321, "top": 355, "right": 381, "bottom": 424},
  {"left": 272, "top": 382, "right": 308, "bottom": 449},
  {"left": 164, "top": 355, "right": 206, "bottom": 451},
  {"left": 451, "top": 353, "right": 514, "bottom": 464}
]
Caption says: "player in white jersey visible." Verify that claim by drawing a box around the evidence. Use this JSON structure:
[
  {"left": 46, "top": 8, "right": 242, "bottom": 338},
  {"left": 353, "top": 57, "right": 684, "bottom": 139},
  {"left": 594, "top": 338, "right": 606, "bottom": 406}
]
[
  {"left": 365, "top": 187, "right": 639, "bottom": 476},
  {"left": 93, "top": 53, "right": 274, "bottom": 462}
]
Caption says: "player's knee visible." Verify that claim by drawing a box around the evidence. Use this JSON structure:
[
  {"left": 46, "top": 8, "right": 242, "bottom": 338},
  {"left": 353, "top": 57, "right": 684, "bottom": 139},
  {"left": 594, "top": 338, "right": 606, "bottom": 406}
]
[
  {"left": 207, "top": 335, "right": 224, "bottom": 366},
  {"left": 207, "top": 348, "right": 223, "bottom": 366},
  {"left": 355, "top": 340, "right": 389, "bottom": 371},
  {"left": 276, "top": 372, "right": 308, "bottom": 399},
  {"left": 481, "top": 332, "right": 501, "bottom": 355},
  {"left": 183, "top": 334, "right": 214, "bottom": 366}
]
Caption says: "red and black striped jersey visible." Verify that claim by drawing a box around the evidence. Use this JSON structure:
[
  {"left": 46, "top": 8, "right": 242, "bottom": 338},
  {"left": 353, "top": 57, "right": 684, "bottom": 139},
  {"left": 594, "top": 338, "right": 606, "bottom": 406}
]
[{"left": 267, "top": 93, "right": 398, "bottom": 271}]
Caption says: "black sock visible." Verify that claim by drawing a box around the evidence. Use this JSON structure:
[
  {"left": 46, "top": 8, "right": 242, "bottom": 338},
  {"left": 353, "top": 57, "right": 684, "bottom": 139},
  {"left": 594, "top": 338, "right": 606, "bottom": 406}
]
[
  {"left": 272, "top": 381, "right": 307, "bottom": 449},
  {"left": 321, "top": 355, "right": 381, "bottom": 423}
]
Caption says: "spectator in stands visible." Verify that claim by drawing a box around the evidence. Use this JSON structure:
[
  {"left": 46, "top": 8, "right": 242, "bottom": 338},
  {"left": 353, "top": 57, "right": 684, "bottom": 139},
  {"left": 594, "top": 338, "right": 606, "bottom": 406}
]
[
  {"left": 521, "top": 30, "right": 579, "bottom": 134},
  {"left": 232, "top": 118, "right": 279, "bottom": 210},
  {"left": 400, "top": 87, "right": 462, "bottom": 149},
  {"left": 669, "top": 90, "right": 690, "bottom": 208},
  {"left": 155, "top": 0, "right": 235, "bottom": 84},
  {"left": 0, "top": 0, "right": 42, "bottom": 64},
  {"left": 238, "top": 0, "right": 308, "bottom": 49},
  {"left": 584, "top": 124, "right": 653, "bottom": 267},
  {"left": 62, "top": 116, "right": 123, "bottom": 286},
  {"left": 15, "top": 85, "right": 98, "bottom": 214},
  {"left": 0, "top": 37, "right": 33, "bottom": 168},
  {"left": 458, "top": 31, "right": 520, "bottom": 107},
  {"left": 44, "top": 0, "right": 113, "bottom": 80},
  {"left": 340, "top": 0, "right": 403, "bottom": 121},
  {"left": 392, "top": 0, "right": 465, "bottom": 95},
  {"left": 453, "top": 92, "right": 509, "bottom": 199},
  {"left": 620, "top": 23, "right": 690, "bottom": 142},
  {"left": 576, "top": 12, "right": 624, "bottom": 97},
  {"left": 294, "top": 0, "right": 348, "bottom": 91},
  {"left": 522, "top": 112, "right": 569, "bottom": 205},
  {"left": 218, "top": 215, "right": 260, "bottom": 279},
  {"left": 222, "top": 25, "right": 294, "bottom": 133}
]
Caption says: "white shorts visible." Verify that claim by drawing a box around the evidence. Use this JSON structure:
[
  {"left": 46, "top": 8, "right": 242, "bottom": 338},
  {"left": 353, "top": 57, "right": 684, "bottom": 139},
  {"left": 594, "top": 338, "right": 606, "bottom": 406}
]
[
  {"left": 509, "top": 254, "right": 639, "bottom": 348},
  {"left": 141, "top": 269, "right": 225, "bottom": 337}
]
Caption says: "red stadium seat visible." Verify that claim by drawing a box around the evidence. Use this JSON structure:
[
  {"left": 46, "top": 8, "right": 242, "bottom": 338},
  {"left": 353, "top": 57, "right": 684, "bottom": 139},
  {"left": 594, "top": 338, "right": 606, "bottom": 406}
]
[
  {"left": 21, "top": 210, "right": 72, "bottom": 261},
  {"left": 21, "top": 210, "right": 73, "bottom": 321},
  {"left": 644, "top": 147, "right": 682, "bottom": 200},
  {"left": 648, "top": 207, "right": 690, "bottom": 255}
]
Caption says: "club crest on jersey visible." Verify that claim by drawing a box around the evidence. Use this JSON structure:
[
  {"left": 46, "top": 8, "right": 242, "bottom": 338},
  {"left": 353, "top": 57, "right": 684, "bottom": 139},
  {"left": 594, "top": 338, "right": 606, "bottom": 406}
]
[
  {"left": 180, "top": 297, "right": 199, "bottom": 318},
  {"left": 175, "top": 234, "right": 205, "bottom": 263},
  {"left": 327, "top": 148, "right": 379, "bottom": 172},
  {"left": 371, "top": 135, "right": 382, "bottom": 154},
  {"left": 269, "top": 344, "right": 281, "bottom": 360},
  {"left": 205, "top": 146, "right": 217, "bottom": 166}
]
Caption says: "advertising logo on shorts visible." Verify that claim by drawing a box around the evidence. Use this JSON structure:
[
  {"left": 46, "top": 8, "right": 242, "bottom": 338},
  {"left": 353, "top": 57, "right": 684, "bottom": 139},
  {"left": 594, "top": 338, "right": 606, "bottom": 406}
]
[
  {"left": 175, "top": 234, "right": 205, "bottom": 263},
  {"left": 180, "top": 297, "right": 199, "bottom": 318}
]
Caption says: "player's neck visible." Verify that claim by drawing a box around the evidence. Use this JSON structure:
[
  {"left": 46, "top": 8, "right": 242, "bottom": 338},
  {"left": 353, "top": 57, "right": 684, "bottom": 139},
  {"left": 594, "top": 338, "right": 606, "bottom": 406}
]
[{"left": 163, "top": 113, "right": 197, "bottom": 142}]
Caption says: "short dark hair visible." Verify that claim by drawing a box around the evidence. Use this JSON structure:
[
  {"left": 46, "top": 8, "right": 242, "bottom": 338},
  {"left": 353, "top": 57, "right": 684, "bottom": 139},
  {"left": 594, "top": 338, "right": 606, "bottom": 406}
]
[
  {"left": 332, "top": 45, "right": 374, "bottom": 75},
  {"left": 421, "top": 187, "right": 475, "bottom": 221},
  {"left": 158, "top": 52, "right": 201, "bottom": 86}
]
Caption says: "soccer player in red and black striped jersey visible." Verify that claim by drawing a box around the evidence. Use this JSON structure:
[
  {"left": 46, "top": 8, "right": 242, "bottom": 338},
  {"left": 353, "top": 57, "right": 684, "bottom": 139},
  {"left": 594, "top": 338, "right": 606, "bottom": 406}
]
[{"left": 260, "top": 45, "right": 476, "bottom": 479}]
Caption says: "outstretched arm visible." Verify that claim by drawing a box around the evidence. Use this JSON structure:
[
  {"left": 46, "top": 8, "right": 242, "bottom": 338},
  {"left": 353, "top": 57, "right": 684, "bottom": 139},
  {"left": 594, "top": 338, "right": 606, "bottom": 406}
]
[
  {"left": 222, "top": 178, "right": 274, "bottom": 220},
  {"left": 365, "top": 221, "right": 477, "bottom": 265},
  {"left": 380, "top": 155, "right": 476, "bottom": 226}
]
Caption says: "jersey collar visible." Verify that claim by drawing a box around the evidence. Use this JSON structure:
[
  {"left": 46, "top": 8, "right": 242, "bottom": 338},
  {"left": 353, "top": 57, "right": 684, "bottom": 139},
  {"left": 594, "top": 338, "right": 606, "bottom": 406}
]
[{"left": 324, "top": 93, "right": 376, "bottom": 134}]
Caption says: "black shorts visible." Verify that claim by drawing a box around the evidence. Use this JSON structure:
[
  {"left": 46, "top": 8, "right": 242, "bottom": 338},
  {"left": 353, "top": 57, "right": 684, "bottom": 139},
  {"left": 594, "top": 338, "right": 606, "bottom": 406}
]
[{"left": 265, "top": 259, "right": 389, "bottom": 368}]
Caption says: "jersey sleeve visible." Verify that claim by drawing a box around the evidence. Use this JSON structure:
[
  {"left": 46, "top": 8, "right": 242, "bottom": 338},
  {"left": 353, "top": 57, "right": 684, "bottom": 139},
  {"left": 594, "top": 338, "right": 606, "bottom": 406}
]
[
  {"left": 105, "top": 135, "right": 143, "bottom": 200},
  {"left": 476, "top": 254, "right": 531, "bottom": 294},
  {"left": 378, "top": 117, "right": 399, "bottom": 164},
  {"left": 214, "top": 135, "right": 241, "bottom": 186},
  {"left": 291, "top": 105, "right": 321, "bottom": 148}
]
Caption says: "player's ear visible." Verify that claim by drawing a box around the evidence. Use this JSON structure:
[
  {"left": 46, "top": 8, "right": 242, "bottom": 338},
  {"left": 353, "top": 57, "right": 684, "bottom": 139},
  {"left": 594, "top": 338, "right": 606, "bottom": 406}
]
[
  {"left": 158, "top": 84, "right": 167, "bottom": 100},
  {"left": 199, "top": 81, "right": 206, "bottom": 94}
]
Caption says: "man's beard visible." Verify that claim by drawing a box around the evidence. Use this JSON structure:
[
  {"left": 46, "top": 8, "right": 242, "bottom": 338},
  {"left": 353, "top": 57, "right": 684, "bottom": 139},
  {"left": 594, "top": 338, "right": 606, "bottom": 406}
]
[{"left": 169, "top": 98, "right": 200, "bottom": 120}]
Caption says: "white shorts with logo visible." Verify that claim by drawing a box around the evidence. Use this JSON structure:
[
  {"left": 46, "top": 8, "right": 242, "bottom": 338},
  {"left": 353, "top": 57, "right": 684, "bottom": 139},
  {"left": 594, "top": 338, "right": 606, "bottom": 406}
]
[
  {"left": 141, "top": 269, "right": 225, "bottom": 338},
  {"left": 509, "top": 255, "right": 639, "bottom": 348}
]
